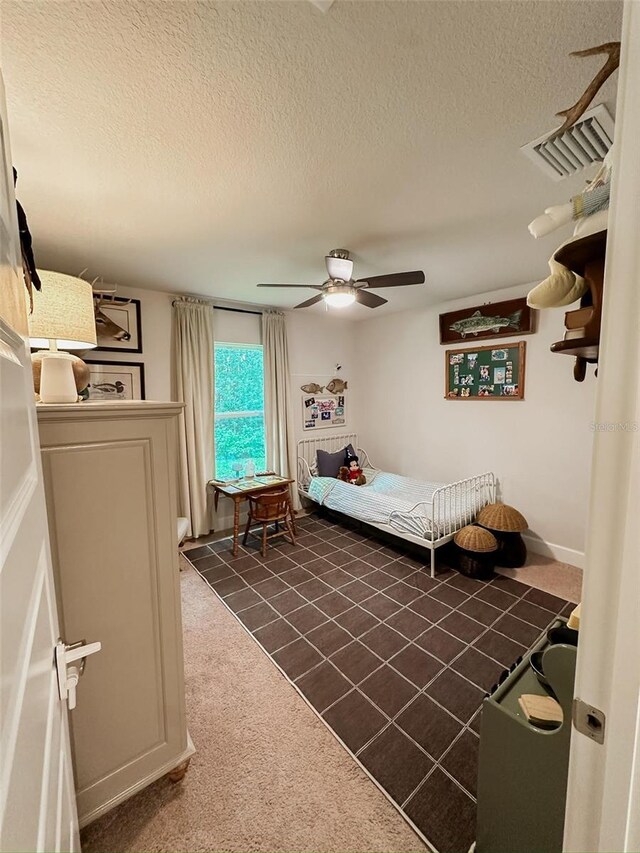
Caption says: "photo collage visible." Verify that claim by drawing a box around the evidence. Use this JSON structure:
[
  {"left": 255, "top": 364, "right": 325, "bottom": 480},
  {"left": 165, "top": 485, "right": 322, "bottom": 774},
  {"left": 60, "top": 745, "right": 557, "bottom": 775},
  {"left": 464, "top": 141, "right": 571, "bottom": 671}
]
[
  {"left": 303, "top": 393, "right": 346, "bottom": 429},
  {"left": 446, "top": 342, "right": 525, "bottom": 400}
]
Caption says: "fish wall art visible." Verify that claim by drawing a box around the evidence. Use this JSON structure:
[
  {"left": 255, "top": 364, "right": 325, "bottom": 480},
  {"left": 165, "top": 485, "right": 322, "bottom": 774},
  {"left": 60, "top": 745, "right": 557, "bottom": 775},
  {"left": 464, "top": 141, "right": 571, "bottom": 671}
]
[
  {"left": 300, "top": 379, "right": 348, "bottom": 395},
  {"left": 325, "top": 378, "right": 348, "bottom": 394},
  {"left": 439, "top": 297, "right": 535, "bottom": 344}
]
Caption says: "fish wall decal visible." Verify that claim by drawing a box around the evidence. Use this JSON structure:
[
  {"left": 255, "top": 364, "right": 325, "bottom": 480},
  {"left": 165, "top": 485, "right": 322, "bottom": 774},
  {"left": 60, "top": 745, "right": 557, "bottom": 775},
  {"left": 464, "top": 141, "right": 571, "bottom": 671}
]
[{"left": 300, "top": 383, "right": 325, "bottom": 394}]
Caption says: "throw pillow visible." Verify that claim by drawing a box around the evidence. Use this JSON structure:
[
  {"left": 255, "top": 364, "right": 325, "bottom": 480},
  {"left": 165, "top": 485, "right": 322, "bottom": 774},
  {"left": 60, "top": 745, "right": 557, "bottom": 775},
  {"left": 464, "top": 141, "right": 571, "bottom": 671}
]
[{"left": 316, "top": 443, "right": 355, "bottom": 478}]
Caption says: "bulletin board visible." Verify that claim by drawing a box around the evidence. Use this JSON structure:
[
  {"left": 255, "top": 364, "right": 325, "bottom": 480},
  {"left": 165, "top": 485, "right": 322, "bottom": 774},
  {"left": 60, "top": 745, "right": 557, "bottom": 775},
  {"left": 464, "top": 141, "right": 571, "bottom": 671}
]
[
  {"left": 302, "top": 393, "right": 347, "bottom": 429},
  {"left": 445, "top": 341, "right": 526, "bottom": 400}
]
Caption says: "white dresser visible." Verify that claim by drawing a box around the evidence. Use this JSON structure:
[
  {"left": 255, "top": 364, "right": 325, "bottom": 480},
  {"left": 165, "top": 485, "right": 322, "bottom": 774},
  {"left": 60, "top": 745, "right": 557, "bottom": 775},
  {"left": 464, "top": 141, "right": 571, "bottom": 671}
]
[{"left": 36, "top": 401, "right": 194, "bottom": 827}]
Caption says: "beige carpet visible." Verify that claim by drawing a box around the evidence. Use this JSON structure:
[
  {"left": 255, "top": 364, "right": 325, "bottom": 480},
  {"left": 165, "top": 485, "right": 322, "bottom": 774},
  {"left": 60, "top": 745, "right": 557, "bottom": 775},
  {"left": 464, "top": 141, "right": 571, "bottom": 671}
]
[
  {"left": 81, "top": 558, "right": 427, "bottom": 853},
  {"left": 497, "top": 554, "right": 582, "bottom": 604}
]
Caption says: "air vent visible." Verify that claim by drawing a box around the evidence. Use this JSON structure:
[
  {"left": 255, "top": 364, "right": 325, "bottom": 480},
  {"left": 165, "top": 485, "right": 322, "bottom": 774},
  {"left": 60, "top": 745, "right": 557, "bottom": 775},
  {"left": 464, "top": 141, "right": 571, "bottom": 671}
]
[{"left": 521, "top": 104, "right": 614, "bottom": 182}]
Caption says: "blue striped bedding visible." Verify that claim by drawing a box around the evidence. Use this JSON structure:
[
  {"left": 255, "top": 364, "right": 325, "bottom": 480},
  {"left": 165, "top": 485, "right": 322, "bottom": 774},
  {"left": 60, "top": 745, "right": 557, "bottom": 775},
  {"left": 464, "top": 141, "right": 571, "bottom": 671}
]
[{"left": 307, "top": 469, "right": 449, "bottom": 540}]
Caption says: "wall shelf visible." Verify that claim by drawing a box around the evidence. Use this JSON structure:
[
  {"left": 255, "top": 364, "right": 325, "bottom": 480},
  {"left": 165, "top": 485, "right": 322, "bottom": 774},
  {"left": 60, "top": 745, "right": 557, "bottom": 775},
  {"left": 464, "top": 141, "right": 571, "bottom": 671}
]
[{"left": 550, "top": 230, "right": 606, "bottom": 381}]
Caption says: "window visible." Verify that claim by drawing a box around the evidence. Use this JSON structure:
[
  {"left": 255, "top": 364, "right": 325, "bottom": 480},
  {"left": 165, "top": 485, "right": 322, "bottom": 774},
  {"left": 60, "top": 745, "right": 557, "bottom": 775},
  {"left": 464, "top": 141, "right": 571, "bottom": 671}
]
[{"left": 214, "top": 342, "right": 266, "bottom": 479}]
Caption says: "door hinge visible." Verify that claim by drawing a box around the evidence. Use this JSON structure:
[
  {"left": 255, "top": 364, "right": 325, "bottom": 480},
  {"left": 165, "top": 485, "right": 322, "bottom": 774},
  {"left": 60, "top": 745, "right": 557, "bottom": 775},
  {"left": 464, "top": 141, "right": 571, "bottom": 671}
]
[
  {"left": 55, "top": 639, "right": 101, "bottom": 710},
  {"left": 572, "top": 697, "right": 606, "bottom": 744}
]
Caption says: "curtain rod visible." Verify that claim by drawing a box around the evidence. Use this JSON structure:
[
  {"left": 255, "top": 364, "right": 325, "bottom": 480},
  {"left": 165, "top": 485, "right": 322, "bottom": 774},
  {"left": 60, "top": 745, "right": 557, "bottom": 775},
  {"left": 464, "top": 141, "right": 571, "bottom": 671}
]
[
  {"left": 215, "top": 305, "right": 263, "bottom": 317},
  {"left": 171, "top": 297, "right": 264, "bottom": 316}
]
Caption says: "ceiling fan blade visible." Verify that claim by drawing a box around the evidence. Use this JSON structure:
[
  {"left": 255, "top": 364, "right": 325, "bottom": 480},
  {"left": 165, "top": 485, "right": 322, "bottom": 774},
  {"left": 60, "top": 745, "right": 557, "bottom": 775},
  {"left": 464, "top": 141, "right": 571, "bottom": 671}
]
[
  {"left": 294, "top": 294, "right": 325, "bottom": 309},
  {"left": 257, "top": 283, "right": 322, "bottom": 289},
  {"left": 356, "top": 270, "right": 425, "bottom": 288},
  {"left": 355, "top": 289, "right": 388, "bottom": 308}
]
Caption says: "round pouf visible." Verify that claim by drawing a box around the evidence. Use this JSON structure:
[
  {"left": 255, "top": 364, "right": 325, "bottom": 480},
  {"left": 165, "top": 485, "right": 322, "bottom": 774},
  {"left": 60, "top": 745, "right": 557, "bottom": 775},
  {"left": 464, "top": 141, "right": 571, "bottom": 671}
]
[
  {"left": 477, "top": 503, "right": 528, "bottom": 568},
  {"left": 453, "top": 525, "right": 498, "bottom": 580}
]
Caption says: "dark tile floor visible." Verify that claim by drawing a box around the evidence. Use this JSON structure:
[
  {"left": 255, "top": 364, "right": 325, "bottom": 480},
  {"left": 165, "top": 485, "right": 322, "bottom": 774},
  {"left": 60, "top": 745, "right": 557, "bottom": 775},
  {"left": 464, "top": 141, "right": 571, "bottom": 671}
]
[{"left": 185, "top": 512, "right": 572, "bottom": 853}]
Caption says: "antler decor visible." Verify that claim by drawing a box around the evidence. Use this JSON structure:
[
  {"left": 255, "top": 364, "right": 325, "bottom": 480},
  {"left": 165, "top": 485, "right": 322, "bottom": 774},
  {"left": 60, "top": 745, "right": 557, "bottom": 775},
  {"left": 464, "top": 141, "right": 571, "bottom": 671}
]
[{"left": 550, "top": 41, "right": 620, "bottom": 138}]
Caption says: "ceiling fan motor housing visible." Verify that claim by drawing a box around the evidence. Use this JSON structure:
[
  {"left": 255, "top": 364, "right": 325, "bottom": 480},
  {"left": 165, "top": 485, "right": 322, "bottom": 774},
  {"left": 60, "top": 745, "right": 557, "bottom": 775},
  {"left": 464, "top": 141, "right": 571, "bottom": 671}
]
[{"left": 325, "top": 249, "right": 353, "bottom": 282}]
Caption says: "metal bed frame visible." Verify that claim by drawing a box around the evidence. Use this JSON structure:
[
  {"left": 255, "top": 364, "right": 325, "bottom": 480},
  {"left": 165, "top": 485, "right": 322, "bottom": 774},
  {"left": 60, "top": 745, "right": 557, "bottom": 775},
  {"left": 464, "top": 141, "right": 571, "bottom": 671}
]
[{"left": 297, "top": 432, "right": 496, "bottom": 578}]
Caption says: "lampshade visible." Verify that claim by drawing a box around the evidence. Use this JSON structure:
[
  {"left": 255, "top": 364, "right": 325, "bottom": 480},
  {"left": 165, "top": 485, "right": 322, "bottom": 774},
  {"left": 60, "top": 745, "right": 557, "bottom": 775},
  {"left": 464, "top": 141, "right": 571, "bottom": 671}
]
[{"left": 28, "top": 271, "right": 97, "bottom": 350}]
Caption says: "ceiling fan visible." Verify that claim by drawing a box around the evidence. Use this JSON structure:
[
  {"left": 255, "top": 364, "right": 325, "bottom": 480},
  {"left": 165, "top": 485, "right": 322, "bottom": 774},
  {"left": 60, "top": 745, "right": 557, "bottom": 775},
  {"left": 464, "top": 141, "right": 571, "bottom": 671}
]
[{"left": 257, "top": 250, "right": 425, "bottom": 309}]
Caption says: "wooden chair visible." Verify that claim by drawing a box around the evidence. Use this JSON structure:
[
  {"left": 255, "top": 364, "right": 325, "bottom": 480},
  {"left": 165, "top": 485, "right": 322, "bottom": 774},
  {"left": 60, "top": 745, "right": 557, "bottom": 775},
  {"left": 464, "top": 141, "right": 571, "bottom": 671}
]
[{"left": 242, "top": 487, "right": 296, "bottom": 557}]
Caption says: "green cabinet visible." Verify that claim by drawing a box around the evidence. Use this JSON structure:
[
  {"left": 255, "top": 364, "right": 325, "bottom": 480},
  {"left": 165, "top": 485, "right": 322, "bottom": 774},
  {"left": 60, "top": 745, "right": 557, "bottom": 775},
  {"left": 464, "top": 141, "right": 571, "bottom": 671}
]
[{"left": 476, "top": 623, "right": 577, "bottom": 853}]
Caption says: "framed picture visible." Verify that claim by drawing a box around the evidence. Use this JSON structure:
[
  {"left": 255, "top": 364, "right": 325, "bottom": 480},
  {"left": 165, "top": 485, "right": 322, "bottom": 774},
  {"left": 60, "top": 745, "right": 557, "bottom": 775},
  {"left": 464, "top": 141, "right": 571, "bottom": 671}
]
[
  {"left": 439, "top": 297, "right": 535, "bottom": 345},
  {"left": 94, "top": 296, "right": 142, "bottom": 353},
  {"left": 84, "top": 360, "right": 145, "bottom": 401},
  {"left": 445, "top": 342, "right": 526, "bottom": 400}
]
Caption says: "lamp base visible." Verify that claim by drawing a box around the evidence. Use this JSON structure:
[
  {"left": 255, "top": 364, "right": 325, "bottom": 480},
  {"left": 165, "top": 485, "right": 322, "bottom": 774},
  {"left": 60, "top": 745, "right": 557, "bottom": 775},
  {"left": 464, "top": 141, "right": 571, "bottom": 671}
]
[
  {"left": 32, "top": 350, "right": 90, "bottom": 401},
  {"left": 38, "top": 352, "right": 80, "bottom": 403}
]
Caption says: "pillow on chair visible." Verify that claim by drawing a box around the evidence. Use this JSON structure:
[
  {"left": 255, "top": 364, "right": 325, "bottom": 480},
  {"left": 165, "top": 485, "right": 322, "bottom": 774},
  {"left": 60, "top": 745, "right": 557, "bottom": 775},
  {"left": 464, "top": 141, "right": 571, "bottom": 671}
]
[{"left": 316, "top": 444, "right": 355, "bottom": 478}]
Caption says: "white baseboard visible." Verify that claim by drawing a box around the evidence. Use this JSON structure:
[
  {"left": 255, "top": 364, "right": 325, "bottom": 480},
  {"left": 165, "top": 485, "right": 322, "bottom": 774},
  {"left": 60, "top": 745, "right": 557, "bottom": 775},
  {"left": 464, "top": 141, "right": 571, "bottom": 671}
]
[{"left": 523, "top": 533, "right": 585, "bottom": 570}]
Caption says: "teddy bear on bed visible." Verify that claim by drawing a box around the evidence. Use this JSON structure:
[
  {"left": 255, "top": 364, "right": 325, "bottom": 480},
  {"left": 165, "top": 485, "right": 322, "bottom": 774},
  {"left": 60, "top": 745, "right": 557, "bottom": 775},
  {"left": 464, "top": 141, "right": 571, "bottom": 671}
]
[{"left": 344, "top": 451, "right": 366, "bottom": 486}]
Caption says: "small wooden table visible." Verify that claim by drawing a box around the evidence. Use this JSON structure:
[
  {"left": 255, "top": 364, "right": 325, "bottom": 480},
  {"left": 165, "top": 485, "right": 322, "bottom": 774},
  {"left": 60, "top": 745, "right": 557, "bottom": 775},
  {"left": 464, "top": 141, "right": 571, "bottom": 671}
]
[{"left": 209, "top": 473, "right": 296, "bottom": 557}]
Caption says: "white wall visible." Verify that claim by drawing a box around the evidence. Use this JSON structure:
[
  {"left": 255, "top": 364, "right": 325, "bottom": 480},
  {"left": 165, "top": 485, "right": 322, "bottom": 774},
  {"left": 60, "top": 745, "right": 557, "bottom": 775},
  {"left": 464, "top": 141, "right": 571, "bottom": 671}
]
[
  {"left": 286, "top": 310, "right": 358, "bottom": 447},
  {"left": 352, "top": 284, "right": 597, "bottom": 566}
]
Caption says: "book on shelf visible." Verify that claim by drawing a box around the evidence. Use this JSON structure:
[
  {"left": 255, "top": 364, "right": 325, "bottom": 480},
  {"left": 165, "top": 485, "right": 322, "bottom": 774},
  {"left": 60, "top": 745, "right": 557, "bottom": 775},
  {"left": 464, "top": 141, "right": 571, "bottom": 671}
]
[
  {"left": 564, "top": 328, "right": 587, "bottom": 341},
  {"left": 565, "top": 307, "right": 593, "bottom": 330}
]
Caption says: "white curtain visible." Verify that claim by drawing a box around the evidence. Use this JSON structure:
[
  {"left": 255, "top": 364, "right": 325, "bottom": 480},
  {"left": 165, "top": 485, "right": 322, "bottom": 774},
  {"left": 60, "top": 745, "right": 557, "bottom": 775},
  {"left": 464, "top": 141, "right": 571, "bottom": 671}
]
[
  {"left": 262, "top": 310, "right": 298, "bottom": 508},
  {"left": 172, "top": 298, "right": 215, "bottom": 538}
]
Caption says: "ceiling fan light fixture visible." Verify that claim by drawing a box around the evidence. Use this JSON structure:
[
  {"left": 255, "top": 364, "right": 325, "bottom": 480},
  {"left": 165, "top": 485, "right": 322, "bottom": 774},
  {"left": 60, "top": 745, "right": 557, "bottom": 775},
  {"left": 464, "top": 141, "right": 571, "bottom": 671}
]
[{"left": 322, "top": 285, "right": 356, "bottom": 308}]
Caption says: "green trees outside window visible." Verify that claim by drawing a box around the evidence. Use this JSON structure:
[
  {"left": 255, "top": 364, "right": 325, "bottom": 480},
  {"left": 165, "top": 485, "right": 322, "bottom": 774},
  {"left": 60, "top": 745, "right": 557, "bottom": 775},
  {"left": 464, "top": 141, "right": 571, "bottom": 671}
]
[{"left": 214, "top": 343, "right": 266, "bottom": 479}]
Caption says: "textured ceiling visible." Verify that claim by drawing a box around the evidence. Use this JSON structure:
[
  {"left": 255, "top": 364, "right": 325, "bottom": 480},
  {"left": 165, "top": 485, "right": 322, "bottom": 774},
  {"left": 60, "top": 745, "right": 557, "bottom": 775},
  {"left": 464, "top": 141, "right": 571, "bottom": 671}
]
[{"left": 1, "top": 0, "right": 622, "bottom": 317}]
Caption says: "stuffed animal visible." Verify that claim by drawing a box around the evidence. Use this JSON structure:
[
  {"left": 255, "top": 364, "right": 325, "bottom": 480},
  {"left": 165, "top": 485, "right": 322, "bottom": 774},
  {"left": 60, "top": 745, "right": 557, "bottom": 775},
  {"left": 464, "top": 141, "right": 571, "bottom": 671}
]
[
  {"left": 345, "top": 451, "right": 366, "bottom": 486},
  {"left": 337, "top": 466, "right": 350, "bottom": 482}
]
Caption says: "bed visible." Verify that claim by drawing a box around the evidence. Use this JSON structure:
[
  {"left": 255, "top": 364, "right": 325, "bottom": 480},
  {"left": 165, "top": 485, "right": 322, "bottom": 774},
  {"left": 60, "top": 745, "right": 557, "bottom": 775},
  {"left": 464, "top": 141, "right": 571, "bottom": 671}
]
[{"left": 297, "top": 433, "right": 496, "bottom": 578}]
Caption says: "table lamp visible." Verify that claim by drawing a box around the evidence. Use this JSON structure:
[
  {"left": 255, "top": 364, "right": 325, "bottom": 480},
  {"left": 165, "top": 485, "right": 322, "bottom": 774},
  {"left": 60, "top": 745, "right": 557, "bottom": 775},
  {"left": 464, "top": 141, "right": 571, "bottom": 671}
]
[{"left": 28, "top": 270, "right": 97, "bottom": 403}]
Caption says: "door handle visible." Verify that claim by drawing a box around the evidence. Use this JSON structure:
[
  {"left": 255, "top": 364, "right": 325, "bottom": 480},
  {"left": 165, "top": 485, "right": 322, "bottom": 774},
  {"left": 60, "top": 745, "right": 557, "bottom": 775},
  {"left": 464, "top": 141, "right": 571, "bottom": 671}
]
[{"left": 55, "top": 639, "right": 102, "bottom": 710}]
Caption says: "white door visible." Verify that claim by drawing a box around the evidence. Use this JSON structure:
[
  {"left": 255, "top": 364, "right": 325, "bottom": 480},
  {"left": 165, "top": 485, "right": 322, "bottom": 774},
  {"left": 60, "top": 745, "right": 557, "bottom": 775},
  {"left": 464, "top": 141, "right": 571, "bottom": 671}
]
[
  {"left": 563, "top": 3, "right": 640, "bottom": 851},
  {"left": 0, "top": 75, "right": 80, "bottom": 851}
]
